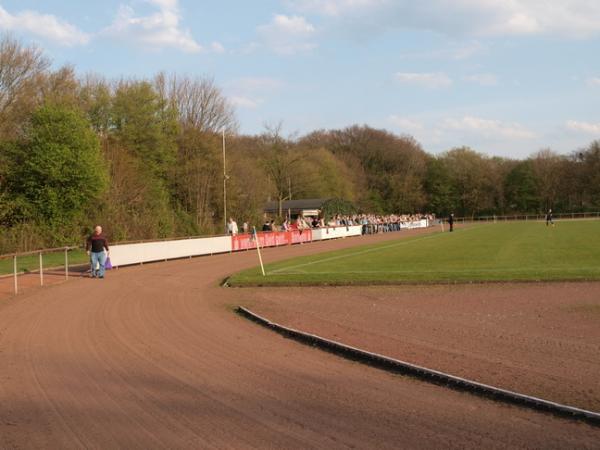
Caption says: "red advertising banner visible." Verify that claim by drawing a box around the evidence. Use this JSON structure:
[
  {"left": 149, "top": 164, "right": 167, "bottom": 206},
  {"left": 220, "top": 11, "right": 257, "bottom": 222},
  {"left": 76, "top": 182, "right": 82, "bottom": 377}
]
[
  {"left": 231, "top": 229, "right": 312, "bottom": 251},
  {"left": 290, "top": 229, "right": 312, "bottom": 244}
]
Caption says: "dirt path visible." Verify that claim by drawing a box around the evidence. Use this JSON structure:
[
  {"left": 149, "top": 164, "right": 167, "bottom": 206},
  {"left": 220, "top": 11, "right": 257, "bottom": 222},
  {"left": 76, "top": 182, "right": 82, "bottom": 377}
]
[
  {"left": 242, "top": 283, "right": 600, "bottom": 411},
  {"left": 1, "top": 229, "right": 599, "bottom": 449},
  {"left": 0, "top": 269, "right": 85, "bottom": 299}
]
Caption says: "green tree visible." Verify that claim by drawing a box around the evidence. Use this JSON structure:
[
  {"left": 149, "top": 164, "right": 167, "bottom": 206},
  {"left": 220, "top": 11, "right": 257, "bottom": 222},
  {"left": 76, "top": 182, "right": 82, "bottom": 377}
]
[
  {"left": 172, "top": 128, "right": 221, "bottom": 232},
  {"left": 259, "top": 125, "right": 304, "bottom": 218},
  {"left": 424, "top": 157, "right": 456, "bottom": 215},
  {"left": 111, "top": 81, "right": 179, "bottom": 179},
  {"left": 575, "top": 141, "right": 600, "bottom": 210},
  {"left": 0, "top": 35, "right": 51, "bottom": 139},
  {"left": 306, "top": 125, "right": 428, "bottom": 213},
  {"left": 442, "top": 147, "right": 494, "bottom": 217},
  {"left": 300, "top": 147, "right": 357, "bottom": 201},
  {"left": 530, "top": 149, "right": 564, "bottom": 211},
  {"left": 321, "top": 198, "right": 357, "bottom": 220},
  {"left": 6, "top": 105, "right": 107, "bottom": 226},
  {"left": 504, "top": 160, "right": 538, "bottom": 212},
  {"left": 79, "top": 74, "right": 113, "bottom": 135}
]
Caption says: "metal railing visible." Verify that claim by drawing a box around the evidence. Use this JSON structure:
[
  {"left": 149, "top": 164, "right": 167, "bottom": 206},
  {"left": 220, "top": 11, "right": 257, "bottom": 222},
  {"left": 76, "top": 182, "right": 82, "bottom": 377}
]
[
  {"left": 0, "top": 246, "right": 80, "bottom": 295},
  {"left": 456, "top": 211, "right": 600, "bottom": 223}
]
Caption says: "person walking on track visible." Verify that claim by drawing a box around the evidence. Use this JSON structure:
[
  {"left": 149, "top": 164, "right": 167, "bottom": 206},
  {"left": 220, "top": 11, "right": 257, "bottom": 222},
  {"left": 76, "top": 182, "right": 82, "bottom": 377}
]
[{"left": 86, "top": 225, "right": 109, "bottom": 279}]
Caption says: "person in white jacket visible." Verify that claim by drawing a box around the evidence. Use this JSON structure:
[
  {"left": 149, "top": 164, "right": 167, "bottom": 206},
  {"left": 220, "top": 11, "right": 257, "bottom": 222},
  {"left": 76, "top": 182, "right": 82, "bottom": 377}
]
[{"left": 227, "top": 217, "right": 239, "bottom": 235}]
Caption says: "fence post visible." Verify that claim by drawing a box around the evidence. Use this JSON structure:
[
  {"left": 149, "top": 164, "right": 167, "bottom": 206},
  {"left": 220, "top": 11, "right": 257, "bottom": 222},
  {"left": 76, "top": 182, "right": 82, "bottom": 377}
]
[
  {"left": 65, "top": 248, "right": 69, "bottom": 280},
  {"left": 39, "top": 252, "right": 44, "bottom": 286},
  {"left": 13, "top": 255, "right": 18, "bottom": 295}
]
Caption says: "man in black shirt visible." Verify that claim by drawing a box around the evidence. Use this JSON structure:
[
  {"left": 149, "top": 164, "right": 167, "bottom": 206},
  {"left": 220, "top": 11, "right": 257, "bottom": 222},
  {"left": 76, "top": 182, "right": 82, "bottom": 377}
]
[
  {"left": 86, "top": 225, "right": 109, "bottom": 278},
  {"left": 448, "top": 213, "right": 454, "bottom": 232},
  {"left": 546, "top": 209, "right": 554, "bottom": 226}
]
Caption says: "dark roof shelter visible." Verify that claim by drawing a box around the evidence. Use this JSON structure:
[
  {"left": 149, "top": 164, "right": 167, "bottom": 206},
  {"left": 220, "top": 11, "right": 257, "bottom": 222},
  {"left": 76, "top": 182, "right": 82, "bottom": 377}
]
[{"left": 264, "top": 198, "right": 329, "bottom": 217}]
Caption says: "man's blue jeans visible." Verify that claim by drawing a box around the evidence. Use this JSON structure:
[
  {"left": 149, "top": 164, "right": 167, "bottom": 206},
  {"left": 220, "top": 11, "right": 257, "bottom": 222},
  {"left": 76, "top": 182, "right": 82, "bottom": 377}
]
[{"left": 91, "top": 251, "right": 107, "bottom": 277}]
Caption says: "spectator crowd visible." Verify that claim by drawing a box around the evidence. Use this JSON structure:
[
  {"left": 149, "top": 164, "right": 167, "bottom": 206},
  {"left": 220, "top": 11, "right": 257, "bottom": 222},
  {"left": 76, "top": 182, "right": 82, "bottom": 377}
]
[{"left": 226, "top": 213, "right": 436, "bottom": 236}]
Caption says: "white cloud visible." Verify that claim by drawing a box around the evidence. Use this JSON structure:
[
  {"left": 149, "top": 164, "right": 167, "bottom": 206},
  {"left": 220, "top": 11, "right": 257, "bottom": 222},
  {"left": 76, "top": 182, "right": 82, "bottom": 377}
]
[
  {"left": 289, "top": 0, "right": 600, "bottom": 38},
  {"left": 464, "top": 73, "right": 498, "bottom": 86},
  {"left": 289, "top": 0, "right": 387, "bottom": 17},
  {"left": 226, "top": 77, "right": 286, "bottom": 110},
  {"left": 566, "top": 120, "right": 600, "bottom": 134},
  {"left": 387, "top": 114, "right": 536, "bottom": 150},
  {"left": 257, "top": 14, "right": 316, "bottom": 54},
  {"left": 399, "top": 41, "right": 486, "bottom": 61},
  {"left": 586, "top": 77, "right": 600, "bottom": 87},
  {"left": 388, "top": 115, "right": 424, "bottom": 132},
  {"left": 210, "top": 41, "right": 225, "bottom": 53},
  {"left": 230, "top": 96, "right": 262, "bottom": 109},
  {"left": 450, "top": 41, "right": 486, "bottom": 60},
  {"left": 151, "top": 0, "right": 178, "bottom": 8},
  {"left": 394, "top": 72, "right": 452, "bottom": 88},
  {"left": 443, "top": 115, "right": 536, "bottom": 139},
  {"left": 0, "top": 5, "right": 89, "bottom": 46},
  {"left": 229, "top": 77, "right": 286, "bottom": 92},
  {"left": 103, "top": 0, "right": 204, "bottom": 53}
]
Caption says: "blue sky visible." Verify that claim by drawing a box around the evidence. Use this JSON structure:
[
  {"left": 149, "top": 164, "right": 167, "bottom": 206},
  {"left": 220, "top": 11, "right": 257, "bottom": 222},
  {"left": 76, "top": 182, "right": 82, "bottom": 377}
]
[{"left": 1, "top": 0, "right": 599, "bottom": 158}]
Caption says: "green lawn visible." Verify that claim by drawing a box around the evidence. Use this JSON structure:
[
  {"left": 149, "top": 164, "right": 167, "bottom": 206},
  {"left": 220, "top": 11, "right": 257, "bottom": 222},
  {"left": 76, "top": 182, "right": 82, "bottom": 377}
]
[
  {"left": 228, "top": 221, "right": 600, "bottom": 286},
  {"left": 0, "top": 249, "right": 87, "bottom": 275}
]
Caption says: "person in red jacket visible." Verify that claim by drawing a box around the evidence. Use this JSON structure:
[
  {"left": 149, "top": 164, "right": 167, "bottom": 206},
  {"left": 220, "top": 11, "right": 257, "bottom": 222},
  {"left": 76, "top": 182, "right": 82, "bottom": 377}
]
[{"left": 86, "top": 225, "right": 109, "bottom": 278}]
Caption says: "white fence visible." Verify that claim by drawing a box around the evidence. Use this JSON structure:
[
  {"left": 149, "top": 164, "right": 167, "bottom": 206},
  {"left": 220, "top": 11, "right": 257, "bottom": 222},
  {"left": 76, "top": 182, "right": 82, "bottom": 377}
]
[
  {"left": 110, "top": 236, "right": 231, "bottom": 267},
  {"left": 401, "top": 219, "right": 429, "bottom": 229},
  {"left": 109, "top": 224, "right": 388, "bottom": 268},
  {"left": 312, "top": 225, "right": 363, "bottom": 241}
]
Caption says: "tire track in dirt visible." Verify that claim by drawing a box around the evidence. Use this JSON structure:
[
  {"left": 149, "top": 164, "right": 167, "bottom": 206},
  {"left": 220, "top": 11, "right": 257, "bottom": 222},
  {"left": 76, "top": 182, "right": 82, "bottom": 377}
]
[{"left": 1, "top": 229, "right": 599, "bottom": 448}]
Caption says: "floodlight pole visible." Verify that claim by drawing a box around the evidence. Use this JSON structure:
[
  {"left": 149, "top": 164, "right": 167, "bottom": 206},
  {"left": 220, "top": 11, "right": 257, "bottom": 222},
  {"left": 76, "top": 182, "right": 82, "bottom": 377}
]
[{"left": 222, "top": 127, "right": 227, "bottom": 233}]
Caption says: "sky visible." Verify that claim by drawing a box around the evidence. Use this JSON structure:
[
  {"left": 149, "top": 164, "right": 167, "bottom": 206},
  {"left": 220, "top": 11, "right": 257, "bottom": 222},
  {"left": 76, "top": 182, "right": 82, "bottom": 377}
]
[{"left": 1, "top": 0, "right": 599, "bottom": 159}]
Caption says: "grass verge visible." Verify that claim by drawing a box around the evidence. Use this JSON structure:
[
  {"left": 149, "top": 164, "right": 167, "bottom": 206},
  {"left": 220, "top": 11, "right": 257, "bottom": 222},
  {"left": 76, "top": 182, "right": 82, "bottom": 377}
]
[
  {"left": 0, "top": 249, "right": 87, "bottom": 276},
  {"left": 228, "top": 221, "right": 600, "bottom": 286}
]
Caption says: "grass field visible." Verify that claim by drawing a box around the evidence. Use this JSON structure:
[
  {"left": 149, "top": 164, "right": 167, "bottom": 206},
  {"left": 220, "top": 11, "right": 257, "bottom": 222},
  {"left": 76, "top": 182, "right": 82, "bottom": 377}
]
[
  {"left": 0, "top": 249, "right": 87, "bottom": 276},
  {"left": 228, "top": 221, "right": 600, "bottom": 286}
]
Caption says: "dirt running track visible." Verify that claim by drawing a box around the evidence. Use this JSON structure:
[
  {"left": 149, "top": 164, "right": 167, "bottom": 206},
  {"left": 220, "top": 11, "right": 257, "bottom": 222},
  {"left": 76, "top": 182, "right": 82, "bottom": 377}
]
[{"left": 1, "top": 230, "right": 599, "bottom": 449}]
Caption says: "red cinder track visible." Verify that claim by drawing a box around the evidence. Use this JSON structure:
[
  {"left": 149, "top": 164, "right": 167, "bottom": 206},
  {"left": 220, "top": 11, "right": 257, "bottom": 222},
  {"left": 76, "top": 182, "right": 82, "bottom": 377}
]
[{"left": 1, "top": 229, "right": 599, "bottom": 449}]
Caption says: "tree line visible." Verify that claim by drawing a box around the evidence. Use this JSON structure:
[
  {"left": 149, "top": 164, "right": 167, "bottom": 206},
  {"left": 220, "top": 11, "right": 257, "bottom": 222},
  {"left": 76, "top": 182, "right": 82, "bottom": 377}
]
[{"left": 1, "top": 35, "right": 599, "bottom": 253}]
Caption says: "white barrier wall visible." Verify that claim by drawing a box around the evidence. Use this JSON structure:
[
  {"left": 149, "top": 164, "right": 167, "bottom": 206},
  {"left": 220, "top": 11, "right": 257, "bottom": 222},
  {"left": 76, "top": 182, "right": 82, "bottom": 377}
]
[
  {"left": 400, "top": 219, "right": 429, "bottom": 229},
  {"left": 110, "top": 236, "right": 232, "bottom": 267},
  {"left": 312, "top": 225, "right": 362, "bottom": 241},
  {"left": 108, "top": 222, "right": 425, "bottom": 268}
]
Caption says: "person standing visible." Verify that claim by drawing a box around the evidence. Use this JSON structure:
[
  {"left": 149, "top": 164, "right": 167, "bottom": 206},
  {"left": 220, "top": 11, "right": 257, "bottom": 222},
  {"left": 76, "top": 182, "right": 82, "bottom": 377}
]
[
  {"left": 546, "top": 209, "right": 554, "bottom": 226},
  {"left": 448, "top": 213, "right": 454, "bottom": 232},
  {"left": 86, "top": 225, "right": 109, "bottom": 279},
  {"left": 227, "top": 217, "right": 239, "bottom": 235}
]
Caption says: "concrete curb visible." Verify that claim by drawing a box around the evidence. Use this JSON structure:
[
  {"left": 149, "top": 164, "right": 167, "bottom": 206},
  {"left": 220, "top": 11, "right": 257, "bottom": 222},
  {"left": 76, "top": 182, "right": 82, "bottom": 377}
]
[{"left": 237, "top": 306, "right": 600, "bottom": 427}]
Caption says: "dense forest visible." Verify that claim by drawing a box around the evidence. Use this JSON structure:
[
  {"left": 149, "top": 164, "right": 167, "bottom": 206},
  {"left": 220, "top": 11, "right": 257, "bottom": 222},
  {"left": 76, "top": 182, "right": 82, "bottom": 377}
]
[{"left": 1, "top": 35, "right": 599, "bottom": 253}]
